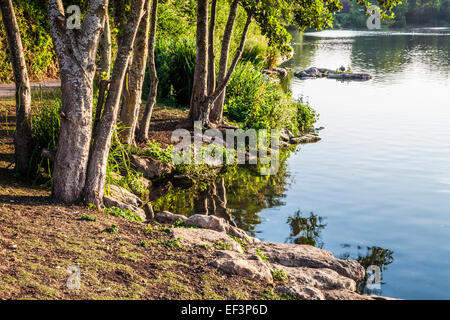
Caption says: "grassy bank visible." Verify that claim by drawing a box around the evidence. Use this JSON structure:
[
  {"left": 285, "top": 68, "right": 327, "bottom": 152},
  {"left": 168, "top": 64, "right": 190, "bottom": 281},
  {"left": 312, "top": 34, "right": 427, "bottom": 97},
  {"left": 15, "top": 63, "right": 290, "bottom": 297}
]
[{"left": 0, "top": 100, "right": 295, "bottom": 300}]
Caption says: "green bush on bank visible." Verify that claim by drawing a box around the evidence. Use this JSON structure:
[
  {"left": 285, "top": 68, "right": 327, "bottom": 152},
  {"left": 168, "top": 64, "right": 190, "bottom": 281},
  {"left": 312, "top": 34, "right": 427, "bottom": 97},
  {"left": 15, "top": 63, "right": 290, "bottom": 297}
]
[{"left": 225, "top": 62, "right": 317, "bottom": 135}]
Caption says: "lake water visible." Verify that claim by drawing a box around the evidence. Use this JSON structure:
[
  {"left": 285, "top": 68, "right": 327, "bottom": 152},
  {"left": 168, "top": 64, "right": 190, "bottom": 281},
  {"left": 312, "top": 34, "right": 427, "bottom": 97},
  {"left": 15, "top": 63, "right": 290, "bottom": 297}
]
[{"left": 156, "top": 29, "right": 450, "bottom": 299}]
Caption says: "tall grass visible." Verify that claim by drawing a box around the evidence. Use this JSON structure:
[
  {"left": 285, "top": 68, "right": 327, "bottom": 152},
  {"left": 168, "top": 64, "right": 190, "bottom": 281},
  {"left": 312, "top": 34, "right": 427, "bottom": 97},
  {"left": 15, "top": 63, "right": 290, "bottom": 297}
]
[
  {"left": 105, "top": 127, "right": 149, "bottom": 199},
  {"left": 29, "top": 93, "right": 61, "bottom": 182}
]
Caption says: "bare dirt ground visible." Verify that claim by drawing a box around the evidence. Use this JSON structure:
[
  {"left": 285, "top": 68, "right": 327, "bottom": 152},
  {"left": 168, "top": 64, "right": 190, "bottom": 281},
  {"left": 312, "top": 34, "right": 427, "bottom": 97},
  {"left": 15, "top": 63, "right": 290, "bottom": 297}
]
[{"left": 0, "top": 100, "right": 282, "bottom": 300}]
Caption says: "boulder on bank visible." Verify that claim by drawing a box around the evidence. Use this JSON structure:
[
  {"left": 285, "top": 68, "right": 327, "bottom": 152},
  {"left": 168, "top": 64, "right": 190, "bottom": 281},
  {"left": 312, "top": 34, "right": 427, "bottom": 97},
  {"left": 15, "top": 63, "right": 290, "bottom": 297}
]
[
  {"left": 209, "top": 250, "right": 273, "bottom": 283},
  {"left": 155, "top": 211, "right": 187, "bottom": 224},
  {"left": 151, "top": 211, "right": 394, "bottom": 300},
  {"left": 103, "top": 196, "right": 147, "bottom": 221},
  {"left": 294, "top": 66, "right": 372, "bottom": 81},
  {"left": 169, "top": 228, "right": 244, "bottom": 253},
  {"left": 130, "top": 154, "right": 174, "bottom": 180},
  {"left": 248, "top": 242, "right": 365, "bottom": 282}
]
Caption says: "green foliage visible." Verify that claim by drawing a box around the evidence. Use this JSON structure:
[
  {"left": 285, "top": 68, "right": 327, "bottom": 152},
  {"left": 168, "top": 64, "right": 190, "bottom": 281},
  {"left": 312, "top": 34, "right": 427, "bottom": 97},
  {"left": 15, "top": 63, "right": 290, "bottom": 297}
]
[
  {"left": 29, "top": 94, "right": 61, "bottom": 181},
  {"left": 139, "top": 240, "right": 148, "bottom": 247},
  {"left": 255, "top": 248, "right": 268, "bottom": 261},
  {"left": 0, "top": 0, "right": 57, "bottom": 82},
  {"left": 104, "top": 206, "right": 143, "bottom": 223},
  {"left": 106, "top": 128, "right": 149, "bottom": 198},
  {"left": 225, "top": 62, "right": 317, "bottom": 134},
  {"left": 229, "top": 235, "right": 248, "bottom": 253},
  {"left": 80, "top": 214, "right": 97, "bottom": 222},
  {"left": 104, "top": 224, "right": 118, "bottom": 234},
  {"left": 272, "top": 268, "right": 288, "bottom": 282},
  {"left": 158, "top": 238, "right": 183, "bottom": 248},
  {"left": 143, "top": 38, "right": 196, "bottom": 107},
  {"left": 214, "top": 240, "right": 232, "bottom": 251},
  {"left": 130, "top": 141, "right": 174, "bottom": 163}
]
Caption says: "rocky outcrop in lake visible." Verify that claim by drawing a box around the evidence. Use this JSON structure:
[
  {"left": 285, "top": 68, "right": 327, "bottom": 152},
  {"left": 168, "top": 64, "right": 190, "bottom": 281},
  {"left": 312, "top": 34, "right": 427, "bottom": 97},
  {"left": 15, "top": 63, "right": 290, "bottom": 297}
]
[{"left": 295, "top": 67, "right": 372, "bottom": 81}]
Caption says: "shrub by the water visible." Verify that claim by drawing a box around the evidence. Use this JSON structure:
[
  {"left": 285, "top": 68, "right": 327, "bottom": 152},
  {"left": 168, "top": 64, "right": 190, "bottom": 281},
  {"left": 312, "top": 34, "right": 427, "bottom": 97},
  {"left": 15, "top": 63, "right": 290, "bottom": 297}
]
[{"left": 225, "top": 62, "right": 317, "bottom": 135}]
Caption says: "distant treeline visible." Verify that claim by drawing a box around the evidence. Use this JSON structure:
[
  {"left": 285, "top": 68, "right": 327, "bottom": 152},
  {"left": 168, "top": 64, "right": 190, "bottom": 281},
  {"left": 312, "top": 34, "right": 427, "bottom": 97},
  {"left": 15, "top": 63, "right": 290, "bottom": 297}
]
[{"left": 335, "top": 0, "right": 450, "bottom": 29}]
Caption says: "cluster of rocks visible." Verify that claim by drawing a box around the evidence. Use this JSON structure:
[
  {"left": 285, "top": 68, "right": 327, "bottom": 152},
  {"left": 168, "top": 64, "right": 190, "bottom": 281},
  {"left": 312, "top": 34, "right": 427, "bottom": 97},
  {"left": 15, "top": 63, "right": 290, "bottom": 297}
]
[
  {"left": 294, "top": 67, "right": 372, "bottom": 81},
  {"left": 154, "top": 211, "right": 395, "bottom": 300},
  {"left": 262, "top": 67, "right": 289, "bottom": 78},
  {"left": 278, "top": 128, "right": 321, "bottom": 148}
]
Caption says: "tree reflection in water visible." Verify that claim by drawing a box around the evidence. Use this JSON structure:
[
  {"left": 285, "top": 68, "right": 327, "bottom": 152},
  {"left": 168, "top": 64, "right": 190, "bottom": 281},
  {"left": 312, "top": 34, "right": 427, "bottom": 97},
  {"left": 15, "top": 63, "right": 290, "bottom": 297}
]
[
  {"left": 152, "top": 149, "right": 293, "bottom": 236},
  {"left": 286, "top": 210, "right": 327, "bottom": 248},
  {"left": 339, "top": 245, "right": 394, "bottom": 296}
]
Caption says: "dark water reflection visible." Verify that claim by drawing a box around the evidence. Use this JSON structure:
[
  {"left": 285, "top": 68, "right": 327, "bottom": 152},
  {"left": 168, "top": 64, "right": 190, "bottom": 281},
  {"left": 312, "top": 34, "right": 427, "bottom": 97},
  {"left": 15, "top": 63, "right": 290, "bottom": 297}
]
[{"left": 154, "top": 29, "right": 450, "bottom": 299}]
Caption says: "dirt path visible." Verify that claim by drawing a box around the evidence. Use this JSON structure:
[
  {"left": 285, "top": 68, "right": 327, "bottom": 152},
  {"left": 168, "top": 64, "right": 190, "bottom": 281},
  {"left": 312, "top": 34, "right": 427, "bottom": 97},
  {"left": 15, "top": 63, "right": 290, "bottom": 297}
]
[{"left": 0, "top": 80, "right": 61, "bottom": 98}]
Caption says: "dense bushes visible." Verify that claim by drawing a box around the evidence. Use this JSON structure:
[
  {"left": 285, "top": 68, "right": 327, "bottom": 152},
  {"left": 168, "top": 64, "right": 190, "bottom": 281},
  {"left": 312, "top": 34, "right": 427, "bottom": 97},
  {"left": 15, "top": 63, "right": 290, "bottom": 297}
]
[
  {"left": 225, "top": 62, "right": 317, "bottom": 135},
  {"left": 0, "top": 0, "right": 57, "bottom": 82},
  {"left": 143, "top": 38, "right": 196, "bottom": 107}
]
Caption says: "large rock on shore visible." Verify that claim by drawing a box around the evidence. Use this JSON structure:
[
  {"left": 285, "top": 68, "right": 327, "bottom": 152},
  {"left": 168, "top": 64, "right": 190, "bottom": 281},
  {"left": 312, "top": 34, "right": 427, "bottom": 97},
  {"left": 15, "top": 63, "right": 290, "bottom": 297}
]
[
  {"left": 154, "top": 211, "right": 392, "bottom": 300},
  {"left": 130, "top": 154, "right": 174, "bottom": 179},
  {"left": 250, "top": 242, "right": 365, "bottom": 281}
]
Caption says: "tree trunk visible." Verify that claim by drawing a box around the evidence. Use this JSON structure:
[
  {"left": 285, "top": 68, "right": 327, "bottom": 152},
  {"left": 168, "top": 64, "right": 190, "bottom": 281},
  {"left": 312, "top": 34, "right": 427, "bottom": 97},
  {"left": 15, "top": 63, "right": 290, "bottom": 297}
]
[
  {"left": 203, "top": 13, "right": 252, "bottom": 123},
  {"left": 137, "top": 0, "right": 158, "bottom": 142},
  {"left": 209, "top": 0, "right": 238, "bottom": 124},
  {"left": 95, "top": 12, "right": 112, "bottom": 127},
  {"left": 207, "top": 0, "right": 217, "bottom": 96},
  {"left": 47, "top": 0, "right": 108, "bottom": 204},
  {"left": 0, "top": 0, "right": 32, "bottom": 177},
  {"left": 84, "top": 0, "right": 146, "bottom": 207},
  {"left": 98, "top": 12, "right": 111, "bottom": 76},
  {"left": 188, "top": 0, "right": 208, "bottom": 124},
  {"left": 120, "top": 0, "right": 151, "bottom": 145}
]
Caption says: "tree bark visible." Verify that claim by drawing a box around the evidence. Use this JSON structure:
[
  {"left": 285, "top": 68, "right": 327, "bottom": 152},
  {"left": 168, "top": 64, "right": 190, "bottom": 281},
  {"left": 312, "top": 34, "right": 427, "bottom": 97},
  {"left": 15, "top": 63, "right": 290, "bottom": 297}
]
[
  {"left": 209, "top": 0, "right": 238, "bottom": 124},
  {"left": 119, "top": 0, "right": 151, "bottom": 145},
  {"left": 47, "top": 0, "right": 108, "bottom": 204},
  {"left": 0, "top": 0, "right": 32, "bottom": 177},
  {"left": 137, "top": 0, "right": 158, "bottom": 142},
  {"left": 203, "top": 13, "right": 252, "bottom": 123},
  {"left": 95, "top": 12, "right": 112, "bottom": 127},
  {"left": 207, "top": 0, "right": 217, "bottom": 96},
  {"left": 188, "top": 0, "right": 208, "bottom": 124},
  {"left": 98, "top": 12, "right": 111, "bottom": 76},
  {"left": 84, "top": 0, "right": 146, "bottom": 207}
]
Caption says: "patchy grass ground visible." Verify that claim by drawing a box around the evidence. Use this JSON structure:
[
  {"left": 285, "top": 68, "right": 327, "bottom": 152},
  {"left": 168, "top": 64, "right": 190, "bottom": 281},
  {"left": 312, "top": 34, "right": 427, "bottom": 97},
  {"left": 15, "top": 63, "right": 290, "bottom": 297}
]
[{"left": 0, "top": 98, "right": 283, "bottom": 300}]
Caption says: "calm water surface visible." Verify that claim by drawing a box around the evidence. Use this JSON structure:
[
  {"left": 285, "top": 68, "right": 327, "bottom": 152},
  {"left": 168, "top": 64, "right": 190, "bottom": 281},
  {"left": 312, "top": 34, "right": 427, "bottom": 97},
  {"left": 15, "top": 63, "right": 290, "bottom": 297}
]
[
  {"left": 275, "top": 29, "right": 450, "bottom": 299},
  {"left": 157, "top": 29, "right": 450, "bottom": 299}
]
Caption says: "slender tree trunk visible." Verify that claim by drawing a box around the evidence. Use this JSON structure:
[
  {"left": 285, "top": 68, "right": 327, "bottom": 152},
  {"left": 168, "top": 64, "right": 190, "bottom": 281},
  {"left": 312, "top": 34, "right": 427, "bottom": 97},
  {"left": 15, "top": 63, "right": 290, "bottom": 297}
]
[
  {"left": 203, "top": 13, "right": 252, "bottom": 123},
  {"left": 95, "top": 12, "right": 112, "bottom": 127},
  {"left": 207, "top": 0, "right": 217, "bottom": 96},
  {"left": 209, "top": 0, "right": 238, "bottom": 124},
  {"left": 47, "top": 0, "right": 108, "bottom": 204},
  {"left": 137, "top": 0, "right": 158, "bottom": 142},
  {"left": 84, "top": 0, "right": 146, "bottom": 207},
  {"left": 0, "top": 0, "right": 32, "bottom": 177},
  {"left": 98, "top": 12, "right": 111, "bottom": 76},
  {"left": 188, "top": 0, "right": 208, "bottom": 124},
  {"left": 120, "top": 0, "right": 151, "bottom": 145}
]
